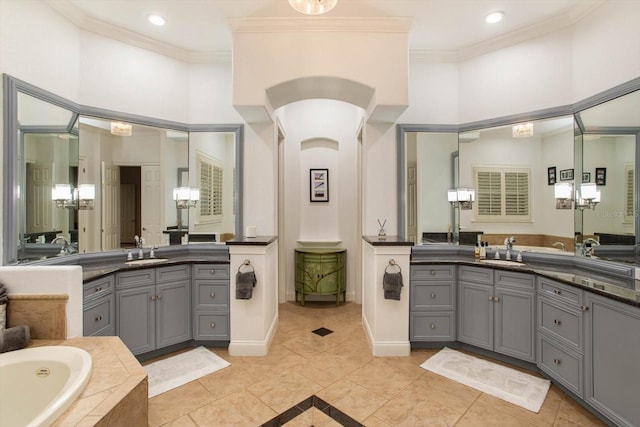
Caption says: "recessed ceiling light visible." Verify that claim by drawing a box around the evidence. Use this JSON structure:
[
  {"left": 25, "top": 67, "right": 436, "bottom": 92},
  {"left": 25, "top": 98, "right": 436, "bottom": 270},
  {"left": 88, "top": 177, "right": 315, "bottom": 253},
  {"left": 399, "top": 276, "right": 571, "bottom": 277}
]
[
  {"left": 485, "top": 11, "right": 504, "bottom": 24},
  {"left": 148, "top": 14, "right": 166, "bottom": 26}
]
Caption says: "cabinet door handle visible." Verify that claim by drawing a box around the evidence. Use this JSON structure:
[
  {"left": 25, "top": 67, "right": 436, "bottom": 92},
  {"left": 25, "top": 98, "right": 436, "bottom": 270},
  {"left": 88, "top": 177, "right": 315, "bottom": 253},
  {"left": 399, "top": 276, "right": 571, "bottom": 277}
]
[
  {"left": 150, "top": 295, "right": 156, "bottom": 300},
  {"left": 210, "top": 269, "right": 216, "bottom": 275},
  {"left": 95, "top": 287, "right": 102, "bottom": 292},
  {"left": 554, "top": 319, "right": 562, "bottom": 325},
  {"left": 553, "top": 358, "right": 561, "bottom": 365},
  {"left": 95, "top": 315, "right": 102, "bottom": 322},
  {"left": 430, "top": 323, "right": 436, "bottom": 329},
  {"left": 488, "top": 296, "right": 494, "bottom": 301},
  {"left": 554, "top": 289, "right": 562, "bottom": 295},
  {"left": 430, "top": 292, "right": 437, "bottom": 299},
  {"left": 581, "top": 305, "right": 589, "bottom": 311},
  {"left": 157, "top": 294, "right": 162, "bottom": 300},
  {"left": 210, "top": 322, "right": 216, "bottom": 329},
  {"left": 493, "top": 296, "right": 500, "bottom": 302},
  {"left": 210, "top": 292, "right": 216, "bottom": 298},
  {"left": 430, "top": 270, "right": 436, "bottom": 275}
]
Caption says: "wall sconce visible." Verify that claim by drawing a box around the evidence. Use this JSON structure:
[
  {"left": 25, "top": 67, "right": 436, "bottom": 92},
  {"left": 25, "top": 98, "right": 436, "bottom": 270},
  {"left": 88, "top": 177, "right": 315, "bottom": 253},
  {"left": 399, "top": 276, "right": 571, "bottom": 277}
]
[
  {"left": 52, "top": 184, "right": 95, "bottom": 210},
  {"left": 448, "top": 188, "right": 475, "bottom": 210},
  {"left": 77, "top": 184, "right": 96, "bottom": 210},
  {"left": 575, "top": 183, "right": 601, "bottom": 210},
  {"left": 512, "top": 122, "right": 534, "bottom": 138},
  {"left": 554, "top": 182, "right": 573, "bottom": 209},
  {"left": 173, "top": 187, "right": 200, "bottom": 209}
]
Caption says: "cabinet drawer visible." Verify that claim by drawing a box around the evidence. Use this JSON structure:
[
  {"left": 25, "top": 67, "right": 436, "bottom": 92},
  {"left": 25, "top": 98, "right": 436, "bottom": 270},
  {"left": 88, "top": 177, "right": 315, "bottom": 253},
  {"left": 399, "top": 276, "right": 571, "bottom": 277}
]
[
  {"left": 538, "top": 334, "right": 583, "bottom": 396},
  {"left": 83, "top": 275, "right": 114, "bottom": 302},
  {"left": 458, "top": 265, "right": 493, "bottom": 285},
  {"left": 194, "top": 281, "right": 230, "bottom": 310},
  {"left": 495, "top": 271, "right": 535, "bottom": 290},
  {"left": 411, "top": 265, "right": 456, "bottom": 281},
  {"left": 538, "top": 296, "right": 583, "bottom": 351},
  {"left": 194, "top": 313, "right": 229, "bottom": 340},
  {"left": 192, "top": 264, "right": 230, "bottom": 280},
  {"left": 410, "top": 281, "right": 455, "bottom": 311},
  {"left": 156, "top": 264, "right": 190, "bottom": 283},
  {"left": 538, "top": 277, "right": 582, "bottom": 305},
  {"left": 410, "top": 312, "right": 456, "bottom": 341},
  {"left": 84, "top": 294, "right": 115, "bottom": 336},
  {"left": 116, "top": 269, "right": 155, "bottom": 289}
]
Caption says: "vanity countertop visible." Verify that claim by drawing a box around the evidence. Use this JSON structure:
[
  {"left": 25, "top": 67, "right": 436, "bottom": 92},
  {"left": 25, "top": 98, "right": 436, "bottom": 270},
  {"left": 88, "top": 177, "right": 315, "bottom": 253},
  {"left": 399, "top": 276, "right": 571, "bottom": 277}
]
[
  {"left": 412, "top": 258, "right": 640, "bottom": 308},
  {"left": 81, "top": 256, "right": 230, "bottom": 282}
]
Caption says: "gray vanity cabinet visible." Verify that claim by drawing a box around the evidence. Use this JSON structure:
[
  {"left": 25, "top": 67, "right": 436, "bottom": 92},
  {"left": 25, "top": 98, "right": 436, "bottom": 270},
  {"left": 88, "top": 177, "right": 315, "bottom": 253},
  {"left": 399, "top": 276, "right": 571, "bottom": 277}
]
[
  {"left": 116, "top": 265, "right": 191, "bottom": 355},
  {"left": 584, "top": 292, "right": 640, "bottom": 427},
  {"left": 458, "top": 266, "right": 536, "bottom": 362},
  {"left": 83, "top": 275, "right": 115, "bottom": 336},
  {"left": 536, "top": 277, "right": 585, "bottom": 397},
  {"left": 409, "top": 264, "right": 456, "bottom": 342},
  {"left": 192, "top": 264, "right": 230, "bottom": 340}
]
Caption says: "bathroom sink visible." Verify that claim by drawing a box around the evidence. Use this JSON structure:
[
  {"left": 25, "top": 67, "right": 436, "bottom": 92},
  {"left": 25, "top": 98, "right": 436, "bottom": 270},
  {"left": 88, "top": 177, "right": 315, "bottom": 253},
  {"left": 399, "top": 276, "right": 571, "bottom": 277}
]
[
  {"left": 480, "top": 259, "right": 525, "bottom": 267},
  {"left": 125, "top": 258, "right": 169, "bottom": 266}
]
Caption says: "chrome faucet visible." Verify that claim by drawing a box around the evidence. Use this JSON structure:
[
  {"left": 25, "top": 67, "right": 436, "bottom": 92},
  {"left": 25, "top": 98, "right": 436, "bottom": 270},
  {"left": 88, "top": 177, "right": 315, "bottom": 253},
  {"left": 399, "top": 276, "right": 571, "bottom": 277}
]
[
  {"left": 580, "top": 238, "right": 600, "bottom": 257},
  {"left": 504, "top": 236, "right": 515, "bottom": 251},
  {"left": 51, "top": 236, "right": 75, "bottom": 255},
  {"left": 551, "top": 241, "right": 566, "bottom": 252}
]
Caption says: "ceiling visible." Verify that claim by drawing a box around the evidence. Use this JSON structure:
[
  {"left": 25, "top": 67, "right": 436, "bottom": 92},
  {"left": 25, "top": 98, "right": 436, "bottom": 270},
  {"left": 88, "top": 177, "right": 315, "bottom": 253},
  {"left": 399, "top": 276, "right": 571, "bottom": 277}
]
[{"left": 45, "top": 0, "right": 604, "bottom": 61}]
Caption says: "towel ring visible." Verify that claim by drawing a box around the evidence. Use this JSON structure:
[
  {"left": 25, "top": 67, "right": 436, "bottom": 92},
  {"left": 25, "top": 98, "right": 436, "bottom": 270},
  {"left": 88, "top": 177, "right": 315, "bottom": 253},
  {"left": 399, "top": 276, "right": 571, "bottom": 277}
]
[
  {"left": 385, "top": 259, "right": 402, "bottom": 274},
  {"left": 237, "top": 259, "right": 255, "bottom": 273}
]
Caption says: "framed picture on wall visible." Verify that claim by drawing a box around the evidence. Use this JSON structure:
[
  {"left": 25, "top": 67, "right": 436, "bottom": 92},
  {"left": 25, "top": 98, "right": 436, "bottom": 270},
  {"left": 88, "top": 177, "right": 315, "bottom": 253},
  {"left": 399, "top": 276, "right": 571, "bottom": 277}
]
[
  {"left": 595, "top": 167, "right": 607, "bottom": 185},
  {"left": 560, "top": 169, "right": 574, "bottom": 181},
  {"left": 582, "top": 172, "right": 591, "bottom": 183},
  {"left": 310, "top": 168, "right": 329, "bottom": 202},
  {"left": 547, "top": 166, "right": 557, "bottom": 185}
]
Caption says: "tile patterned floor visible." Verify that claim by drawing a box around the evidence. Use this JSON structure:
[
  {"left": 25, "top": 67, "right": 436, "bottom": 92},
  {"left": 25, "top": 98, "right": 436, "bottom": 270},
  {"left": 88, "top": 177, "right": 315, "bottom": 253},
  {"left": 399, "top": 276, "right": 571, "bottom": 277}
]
[{"left": 146, "top": 302, "right": 606, "bottom": 426}]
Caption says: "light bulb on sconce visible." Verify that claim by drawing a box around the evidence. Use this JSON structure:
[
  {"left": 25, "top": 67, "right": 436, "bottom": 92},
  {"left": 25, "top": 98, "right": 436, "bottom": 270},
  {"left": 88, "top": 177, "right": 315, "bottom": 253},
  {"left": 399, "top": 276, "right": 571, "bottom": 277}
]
[
  {"left": 575, "top": 183, "right": 601, "bottom": 210},
  {"left": 173, "top": 187, "right": 200, "bottom": 209},
  {"left": 554, "top": 182, "right": 573, "bottom": 209},
  {"left": 447, "top": 188, "right": 475, "bottom": 209}
]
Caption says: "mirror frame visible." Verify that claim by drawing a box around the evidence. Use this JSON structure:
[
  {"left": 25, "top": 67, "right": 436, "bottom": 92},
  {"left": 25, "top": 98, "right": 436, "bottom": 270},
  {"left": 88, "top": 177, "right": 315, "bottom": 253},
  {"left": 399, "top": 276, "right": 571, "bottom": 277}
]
[
  {"left": 3, "top": 74, "right": 244, "bottom": 265},
  {"left": 397, "top": 77, "right": 640, "bottom": 252}
]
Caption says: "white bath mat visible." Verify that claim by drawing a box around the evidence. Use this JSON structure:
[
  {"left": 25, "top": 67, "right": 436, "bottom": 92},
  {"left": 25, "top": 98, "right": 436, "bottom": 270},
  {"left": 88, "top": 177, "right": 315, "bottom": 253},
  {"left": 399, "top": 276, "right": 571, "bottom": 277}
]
[
  {"left": 145, "top": 346, "right": 230, "bottom": 398},
  {"left": 420, "top": 347, "right": 550, "bottom": 413}
]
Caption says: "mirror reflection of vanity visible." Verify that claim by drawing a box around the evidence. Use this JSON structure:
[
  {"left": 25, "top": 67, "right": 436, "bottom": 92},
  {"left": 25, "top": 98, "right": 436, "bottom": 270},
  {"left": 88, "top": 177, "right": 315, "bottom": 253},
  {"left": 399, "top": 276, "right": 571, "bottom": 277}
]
[
  {"left": 398, "top": 78, "right": 640, "bottom": 267},
  {"left": 3, "top": 74, "right": 243, "bottom": 265}
]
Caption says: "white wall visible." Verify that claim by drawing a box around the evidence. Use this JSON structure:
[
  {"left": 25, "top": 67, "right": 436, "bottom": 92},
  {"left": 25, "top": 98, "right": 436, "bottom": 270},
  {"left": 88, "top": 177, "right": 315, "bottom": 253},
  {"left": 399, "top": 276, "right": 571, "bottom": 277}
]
[{"left": 278, "top": 99, "right": 363, "bottom": 301}]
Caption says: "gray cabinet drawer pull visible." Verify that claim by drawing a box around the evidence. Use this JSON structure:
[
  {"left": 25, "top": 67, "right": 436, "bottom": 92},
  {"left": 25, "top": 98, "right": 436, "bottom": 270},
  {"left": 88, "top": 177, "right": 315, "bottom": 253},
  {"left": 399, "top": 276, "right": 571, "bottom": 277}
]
[
  {"left": 553, "top": 358, "right": 561, "bottom": 365},
  {"left": 210, "top": 292, "right": 216, "bottom": 298},
  {"left": 210, "top": 322, "right": 216, "bottom": 329},
  {"left": 554, "top": 289, "right": 562, "bottom": 295},
  {"left": 430, "top": 270, "right": 436, "bottom": 275},
  {"left": 554, "top": 319, "right": 562, "bottom": 325},
  {"left": 210, "top": 269, "right": 216, "bottom": 275},
  {"left": 95, "top": 286, "right": 102, "bottom": 292},
  {"left": 430, "top": 292, "right": 436, "bottom": 299},
  {"left": 95, "top": 315, "right": 102, "bottom": 322},
  {"left": 430, "top": 323, "right": 436, "bottom": 329}
]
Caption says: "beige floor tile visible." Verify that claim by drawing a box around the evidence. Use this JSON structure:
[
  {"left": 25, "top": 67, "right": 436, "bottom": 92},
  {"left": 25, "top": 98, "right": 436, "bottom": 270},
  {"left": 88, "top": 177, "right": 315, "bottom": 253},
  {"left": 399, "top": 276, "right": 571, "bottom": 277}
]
[
  {"left": 346, "top": 357, "right": 425, "bottom": 399},
  {"left": 476, "top": 392, "right": 562, "bottom": 426},
  {"left": 554, "top": 398, "right": 607, "bottom": 426},
  {"left": 247, "top": 372, "right": 323, "bottom": 413},
  {"left": 456, "top": 400, "right": 538, "bottom": 427},
  {"left": 316, "top": 379, "right": 388, "bottom": 422},
  {"left": 148, "top": 381, "right": 215, "bottom": 427},
  {"left": 283, "top": 408, "right": 342, "bottom": 427},
  {"left": 161, "top": 414, "right": 198, "bottom": 427},
  {"left": 189, "top": 390, "right": 277, "bottom": 427},
  {"left": 362, "top": 415, "right": 391, "bottom": 426},
  {"left": 409, "top": 371, "right": 481, "bottom": 413},
  {"left": 372, "top": 387, "right": 463, "bottom": 427}
]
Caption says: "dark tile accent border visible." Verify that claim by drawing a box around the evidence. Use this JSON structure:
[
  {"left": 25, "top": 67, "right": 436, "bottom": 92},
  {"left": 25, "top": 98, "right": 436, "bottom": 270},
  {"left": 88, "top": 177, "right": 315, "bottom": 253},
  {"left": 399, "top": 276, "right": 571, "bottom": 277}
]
[
  {"left": 261, "top": 395, "right": 364, "bottom": 427},
  {"left": 312, "top": 327, "right": 334, "bottom": 336}
]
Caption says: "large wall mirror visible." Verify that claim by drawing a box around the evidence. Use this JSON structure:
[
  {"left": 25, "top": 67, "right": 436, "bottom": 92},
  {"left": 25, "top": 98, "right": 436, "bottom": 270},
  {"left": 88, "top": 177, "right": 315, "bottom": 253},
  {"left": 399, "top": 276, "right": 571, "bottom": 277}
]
[
  {"left": 574, "top": 88, "right": 640, "bottom": 264},
  {"left": 398, "top": 78, "right": 640, "bottom": 268},
  {"left": 2, "top": 74, "right": 243, "bottom": 265}
]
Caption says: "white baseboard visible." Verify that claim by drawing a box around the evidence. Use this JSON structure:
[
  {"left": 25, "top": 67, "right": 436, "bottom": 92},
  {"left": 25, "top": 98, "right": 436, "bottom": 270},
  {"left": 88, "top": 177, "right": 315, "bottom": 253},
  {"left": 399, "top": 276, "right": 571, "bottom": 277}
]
[
  {"left": 228, "top": 314, "right": 278, "bottom": 356},
  {"left": 362, "top": 311, "right": 410, "bottom": 357}
]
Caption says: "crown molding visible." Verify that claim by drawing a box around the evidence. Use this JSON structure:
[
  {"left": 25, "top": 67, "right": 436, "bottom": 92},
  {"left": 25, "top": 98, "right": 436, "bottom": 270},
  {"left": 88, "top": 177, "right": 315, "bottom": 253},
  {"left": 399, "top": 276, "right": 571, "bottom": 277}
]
[{"left": 227, "top": 16, "right": 413, "bottom": 34}]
